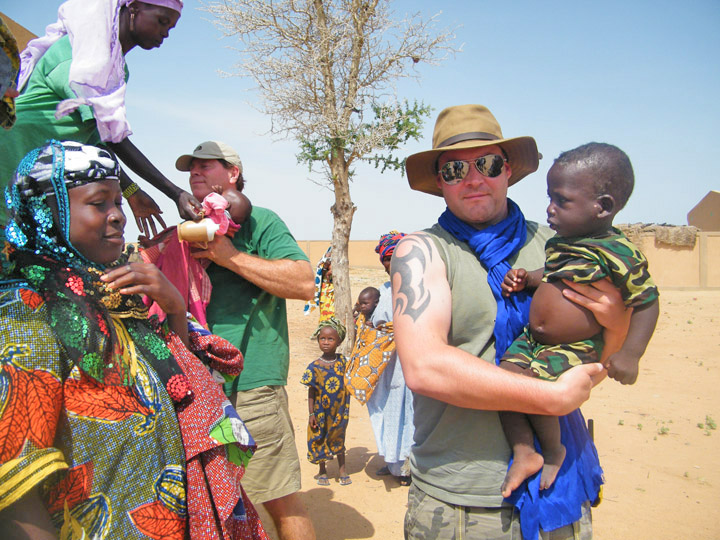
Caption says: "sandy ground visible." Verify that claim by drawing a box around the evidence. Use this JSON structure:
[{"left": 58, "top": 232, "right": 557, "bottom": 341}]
[{"left": 253, "top": 267, "right": 720, "bottom": 539}]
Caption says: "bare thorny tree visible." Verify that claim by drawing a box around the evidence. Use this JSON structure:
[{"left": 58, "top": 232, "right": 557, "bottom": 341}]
[{"left": 203, "top": 0, "right": 456, "bottom": 348}]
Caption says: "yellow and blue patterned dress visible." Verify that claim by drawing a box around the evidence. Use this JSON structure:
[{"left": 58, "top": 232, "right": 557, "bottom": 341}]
[{"left": 300, "top": 355, "right": 350, "bottom": 464}]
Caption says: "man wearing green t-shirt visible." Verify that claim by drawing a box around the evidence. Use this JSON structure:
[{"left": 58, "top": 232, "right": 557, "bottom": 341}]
[{"left": 176, "top": 141, "right": 316, "bottom": 540}]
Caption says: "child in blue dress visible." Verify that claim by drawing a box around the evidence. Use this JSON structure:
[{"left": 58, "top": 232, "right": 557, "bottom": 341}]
[{"left": 301, "top": 317, "right": 351, "bottom": 486}]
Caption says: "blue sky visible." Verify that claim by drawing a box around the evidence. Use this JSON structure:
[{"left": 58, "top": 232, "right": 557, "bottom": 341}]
[{"left": 5, "top": 0, "right": 720, "bottom": 241}]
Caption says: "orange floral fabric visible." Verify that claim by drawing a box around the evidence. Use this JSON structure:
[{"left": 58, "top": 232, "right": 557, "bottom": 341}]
[
  {"left": 344, "top": 315, "right": 395, "bottom": 405},
  {"left": 0, "top": 287, "right": 187, "bottom": 538}
]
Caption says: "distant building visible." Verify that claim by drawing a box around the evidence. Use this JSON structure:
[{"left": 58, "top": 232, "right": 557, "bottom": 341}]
[{"left": 687, "top": 190, "right": 720, "bottom": 231}]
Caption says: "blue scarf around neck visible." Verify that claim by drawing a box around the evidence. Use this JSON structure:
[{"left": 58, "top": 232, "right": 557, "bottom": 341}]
[{"left": 438, "top": 198, "right": 531, "bottom": 363}]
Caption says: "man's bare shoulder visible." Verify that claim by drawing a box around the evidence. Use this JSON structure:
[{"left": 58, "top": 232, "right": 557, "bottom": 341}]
[
  {"left": 392, "top": 232, "right": 440, "bottom": 269},
  {"left": 391, "top": 232, "right": 447, "bottom": 324}
]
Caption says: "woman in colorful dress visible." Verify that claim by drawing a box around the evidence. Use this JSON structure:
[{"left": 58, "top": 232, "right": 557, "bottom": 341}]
[{"left": 0, "top": 140, "right": 267, "bottom": 540}]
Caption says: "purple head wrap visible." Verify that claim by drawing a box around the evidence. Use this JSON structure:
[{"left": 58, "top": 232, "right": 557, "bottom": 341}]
[{"left": 135, "top": 0, "right": 183, "bottom": 14}]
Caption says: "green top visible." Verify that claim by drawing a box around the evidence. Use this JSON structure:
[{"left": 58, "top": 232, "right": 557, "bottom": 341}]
[
  {"left": 0, "top": 36, "right": 127, "bottom": 233},
  {"left": 409, "top": 221, "right": 553, "bottom": 508},
  {"left": 206, "top": 206, "right": 309, "bottom": 393}
]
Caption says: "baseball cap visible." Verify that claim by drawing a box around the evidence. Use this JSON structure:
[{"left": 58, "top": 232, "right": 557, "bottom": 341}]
[{"left": 175, "top": 141, "right": 243, "bottom": 172}]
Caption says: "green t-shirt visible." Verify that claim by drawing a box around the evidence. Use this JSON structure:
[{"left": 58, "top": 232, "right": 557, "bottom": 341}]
[
  {"left": 0, "top": 35, "right": 127, "bottom": 233},
  {"left": 206, "top": 206, "right": 309, "bottom": 394}
]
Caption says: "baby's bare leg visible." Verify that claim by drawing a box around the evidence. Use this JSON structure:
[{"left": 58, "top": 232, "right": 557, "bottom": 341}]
[
  {"left": 528, "top": 414, "right": 566, "bottom": 490},
  {"left": 500, "top": 411, "right": 545, "bottom": 497},
  {"left": 499, "top": 361, "right": 544, "bottom": 497}
]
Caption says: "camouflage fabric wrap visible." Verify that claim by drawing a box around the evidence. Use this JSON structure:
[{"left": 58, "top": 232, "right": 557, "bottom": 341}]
[
  {"left": 501, "top": 326, "right": 603, "bottom": 380},
  {"left": 542, "top": 227, "right": 659, "bottom": 308}
]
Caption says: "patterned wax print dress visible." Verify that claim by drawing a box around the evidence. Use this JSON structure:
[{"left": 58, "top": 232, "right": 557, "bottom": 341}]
[
  {"left": 300, "top": 355, "right": 350, "bottom": 463},
  {"left": 0, "top": 287, "right": 188, "bottom": 539}
]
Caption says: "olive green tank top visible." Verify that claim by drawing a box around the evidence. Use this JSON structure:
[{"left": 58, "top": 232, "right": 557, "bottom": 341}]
[{"left": 409, "top": 221, "right": 552, "bottom": 507}]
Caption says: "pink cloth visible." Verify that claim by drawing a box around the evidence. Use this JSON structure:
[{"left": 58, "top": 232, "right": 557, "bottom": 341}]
[
  {"left": 140, "top": 227, "right": 211, "bottom": 328},
  {"left": 202, "top": 192, "right": 231, "bottom": 236},
  {"left": 202, "top": 192, "right": 241, "bottom": 236},
  {"left": 139, "top": 194, "right": 239, "bottom": 327}
]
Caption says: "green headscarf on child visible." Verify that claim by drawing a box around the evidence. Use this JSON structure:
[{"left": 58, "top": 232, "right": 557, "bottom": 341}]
[{"left": 311, "top": 316, "right": 346, "bottom": 342}]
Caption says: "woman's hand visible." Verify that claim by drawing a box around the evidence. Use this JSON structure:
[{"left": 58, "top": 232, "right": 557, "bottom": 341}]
[
  {"left": 176, "top": 190, "right": 204, "bottom": 221},
  {"left": 126, "top": 188, "right": 167, "bottom": 238},
  {"left": 101, "top": 262, "right": 188, "bottom": 345},
  {"left": 108, "top": 139, "right": 203, "bottom": 222},
  {"left": 101, "top": 262, "right": 183, "bottom": 314}
]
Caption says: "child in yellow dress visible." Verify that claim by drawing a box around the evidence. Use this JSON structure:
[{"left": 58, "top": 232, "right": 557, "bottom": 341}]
[{"left": 301, "top": 317, "right": 351, "bottom": 485}]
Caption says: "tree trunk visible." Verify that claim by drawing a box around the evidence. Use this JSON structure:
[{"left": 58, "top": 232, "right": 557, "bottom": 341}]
[{"left": 329, "top": 155, "right": 356, "bottom": 355}]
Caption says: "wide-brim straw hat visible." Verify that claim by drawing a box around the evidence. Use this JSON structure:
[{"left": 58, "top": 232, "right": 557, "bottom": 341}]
[{"left": 406, "top": 104, "right": 540, "bottom": 196}]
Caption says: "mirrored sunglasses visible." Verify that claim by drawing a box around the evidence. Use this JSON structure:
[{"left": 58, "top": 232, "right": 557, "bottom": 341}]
[{"left": 438, "top": 154, "right": 506, "bottom": 185}]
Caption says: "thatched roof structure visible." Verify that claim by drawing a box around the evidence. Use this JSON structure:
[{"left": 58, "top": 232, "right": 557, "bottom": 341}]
[{"left": 617, "top": 223, "right": 698, "bottom": 248}]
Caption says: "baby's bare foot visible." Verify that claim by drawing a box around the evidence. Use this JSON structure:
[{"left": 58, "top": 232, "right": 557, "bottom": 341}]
[
  {"left": 539, "top": 444, "right": 566, "bottom": 490},
  {"left": 501, "top": 449, "right": 544, "bottom": 498}
]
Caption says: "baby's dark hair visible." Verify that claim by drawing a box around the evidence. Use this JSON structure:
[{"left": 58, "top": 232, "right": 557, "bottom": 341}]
[
  {"left": 554, "top": 142, "right": 634, "bottom": 210},
  {"left": 218, "top": 159, "right": 245, "bottom": 191},
  {"left": 359, "top": 286, "right": 380, "bottom": 301}
]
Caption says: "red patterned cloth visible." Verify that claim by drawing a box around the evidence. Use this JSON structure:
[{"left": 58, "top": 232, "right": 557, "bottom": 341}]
[
  {"left": 167, "top": 332, "right": 268, "bottom": 540},
  {"left": 140, "top": 227, "right": 213, "bottom": 328}
]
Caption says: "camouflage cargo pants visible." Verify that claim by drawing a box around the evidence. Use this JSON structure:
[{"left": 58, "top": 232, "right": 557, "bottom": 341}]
[{"left": 404, "top": 484, "right": 593, "bottom": 540}]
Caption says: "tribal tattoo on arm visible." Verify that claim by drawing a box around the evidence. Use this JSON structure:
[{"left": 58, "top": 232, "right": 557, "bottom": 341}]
[{"left": 391, "top": 234, "right": 435, "bottom": 323}]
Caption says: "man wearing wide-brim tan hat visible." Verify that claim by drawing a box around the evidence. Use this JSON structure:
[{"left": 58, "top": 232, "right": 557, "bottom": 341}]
[
  {"left": 404, "top": 104, "right": 540, "bottom": 197},
  {"left": 392, "top": 104, "right": 628, "bottom": 539}
]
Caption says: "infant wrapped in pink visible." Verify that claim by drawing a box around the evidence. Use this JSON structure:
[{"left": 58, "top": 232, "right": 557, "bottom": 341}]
[{"left": 140, "top": 192, "right": 241, "bottom": 327}]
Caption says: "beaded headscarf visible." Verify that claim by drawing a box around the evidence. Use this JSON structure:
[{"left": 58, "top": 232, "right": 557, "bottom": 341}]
[
  {"left": 5, "top": 140, "right": 120, "bottom": 266},
  {"left": 2, "top": 140, "right": 181, "bottom": 387}
]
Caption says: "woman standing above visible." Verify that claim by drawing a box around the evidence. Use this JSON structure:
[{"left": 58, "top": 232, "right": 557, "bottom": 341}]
[{"left": 0, "top": 0, "right": 201, "bottom": 240}]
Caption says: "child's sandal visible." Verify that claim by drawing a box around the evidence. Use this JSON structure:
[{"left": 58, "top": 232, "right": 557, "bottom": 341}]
[{"left": 317, "top": 474, "right": 330, "bottom": 486}]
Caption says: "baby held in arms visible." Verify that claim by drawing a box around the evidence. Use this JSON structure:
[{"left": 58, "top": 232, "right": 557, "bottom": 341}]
[
  {"left": 139, "top": 187, "right": 251, "bottom": 327},
  {"left": 498, "top": 142, "right": 660, "bottom": 497}
]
